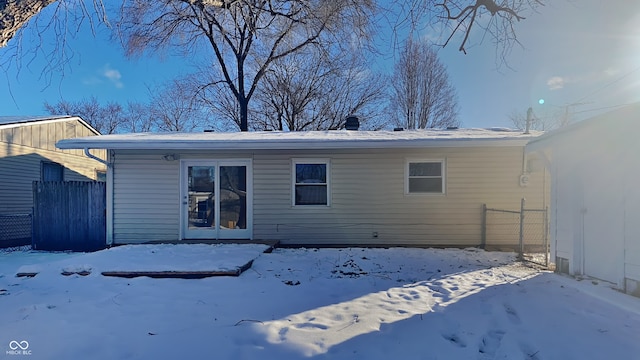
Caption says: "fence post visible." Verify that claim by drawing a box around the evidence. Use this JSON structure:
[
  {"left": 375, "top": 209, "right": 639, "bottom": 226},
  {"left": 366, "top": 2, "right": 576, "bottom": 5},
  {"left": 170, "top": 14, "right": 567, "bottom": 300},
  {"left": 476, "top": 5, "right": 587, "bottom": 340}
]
[
  {"left": 481, "top": 204, "right": 487, "bottom": 249},
  {"left": 519, "top": 198, "right": 525, "bottom": 260},
  {"left": 31, "top": 207, "right": 35, "bottom": 250},
  {"left": 544, "top": 206, "right": 549, "bottom": 268}
]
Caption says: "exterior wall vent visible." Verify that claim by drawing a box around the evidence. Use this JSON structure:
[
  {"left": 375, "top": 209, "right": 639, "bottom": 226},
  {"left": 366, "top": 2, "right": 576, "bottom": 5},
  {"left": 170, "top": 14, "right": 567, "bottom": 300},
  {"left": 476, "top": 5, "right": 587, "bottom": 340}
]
[
  {"left": 393, "top": 127, "right": 404, "bottom": 131},
  {"left": 345, "top": 116, "right": 360, "bottom": 131}
]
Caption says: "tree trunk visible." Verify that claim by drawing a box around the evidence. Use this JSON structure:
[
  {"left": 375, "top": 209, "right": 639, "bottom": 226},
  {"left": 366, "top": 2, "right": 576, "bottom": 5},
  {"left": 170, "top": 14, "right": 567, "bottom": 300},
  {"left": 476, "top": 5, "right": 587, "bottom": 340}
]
[
  {"left": 0, "top": 0, "right": 56, "bottom": 47},
  {"left": 239, "top": 98, "right": 248, "bottom": 132}
]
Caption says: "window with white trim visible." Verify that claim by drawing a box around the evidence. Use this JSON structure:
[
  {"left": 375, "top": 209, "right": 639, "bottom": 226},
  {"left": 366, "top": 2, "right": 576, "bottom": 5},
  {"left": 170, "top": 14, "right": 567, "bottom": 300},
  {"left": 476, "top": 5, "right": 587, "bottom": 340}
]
[
  {"left": 406, "top": 160, "right": 445, "bottom": 194},
  {"left": 292, "top": 159, "right": 330, "bottom": 206}
]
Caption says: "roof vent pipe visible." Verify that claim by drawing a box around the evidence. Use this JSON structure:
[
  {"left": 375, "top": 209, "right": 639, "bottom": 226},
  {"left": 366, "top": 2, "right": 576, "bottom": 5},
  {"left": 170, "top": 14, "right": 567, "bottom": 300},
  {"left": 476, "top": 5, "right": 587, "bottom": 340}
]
[{"left": 345, "top": 116, "right": 359, "bottom": 131}]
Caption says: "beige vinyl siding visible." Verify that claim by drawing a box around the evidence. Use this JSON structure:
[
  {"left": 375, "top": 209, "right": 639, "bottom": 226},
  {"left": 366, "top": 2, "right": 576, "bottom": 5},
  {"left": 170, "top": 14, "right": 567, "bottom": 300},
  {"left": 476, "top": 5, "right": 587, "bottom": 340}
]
[
  {"left": 0, "top": 119, "right": 105, "bottom": 215},
  {"left": 112, "top": 154, "right": 180, "bottom": 243},
  {"left": 110, "top": 145, "right": 547, "bottom": 246},
  {"left": 252, "top": 146, "right": 547, "bottom": 247}
]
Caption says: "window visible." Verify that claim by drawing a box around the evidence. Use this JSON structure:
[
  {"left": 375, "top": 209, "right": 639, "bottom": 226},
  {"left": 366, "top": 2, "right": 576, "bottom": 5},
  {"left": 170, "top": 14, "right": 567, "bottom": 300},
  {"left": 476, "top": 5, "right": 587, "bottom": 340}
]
[
  {"left": 96, "top": 170, "right": 107, "bottom": 182},
  {"left": 406, "top": 160, "right": 444, "bottom": 194},
  {"left": 41, "top": 162, "right": 64, "bottom": 182},
  {"left": 292, "top": 159, "right": 330, "bottom": 206}
]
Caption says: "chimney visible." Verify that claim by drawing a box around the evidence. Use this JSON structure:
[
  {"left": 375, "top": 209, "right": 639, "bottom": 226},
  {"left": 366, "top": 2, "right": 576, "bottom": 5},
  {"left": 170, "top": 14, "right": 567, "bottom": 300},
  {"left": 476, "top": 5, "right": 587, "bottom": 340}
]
[{"left": 345, "top": 116, "right": 359, "bottom": 131}]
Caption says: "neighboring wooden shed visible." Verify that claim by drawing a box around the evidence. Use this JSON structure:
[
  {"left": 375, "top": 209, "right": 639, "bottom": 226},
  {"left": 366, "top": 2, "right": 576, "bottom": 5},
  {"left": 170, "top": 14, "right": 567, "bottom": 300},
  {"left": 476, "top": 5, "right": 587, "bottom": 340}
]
[
  {"left": 526, "top": 103, "right": 640, "bottom": 296},
  {"left": 57, "top": 128, "right": 548, "bottom": 249},
  {"left": 0, "top": 116, "right": 106, "bottom": 247}
]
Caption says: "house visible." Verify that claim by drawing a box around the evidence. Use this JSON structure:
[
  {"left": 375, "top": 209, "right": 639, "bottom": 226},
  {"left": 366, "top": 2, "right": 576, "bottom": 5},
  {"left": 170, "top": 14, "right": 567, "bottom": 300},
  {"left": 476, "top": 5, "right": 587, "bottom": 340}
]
[
  {"left": 0, "top": 116, "right": 106, "bottom": 247},
  {"left": 56, "top": 128, "right": 548, "bottom": 248},
  {"left": 526, "top": 103, "right": 640, "bottom": 296}
]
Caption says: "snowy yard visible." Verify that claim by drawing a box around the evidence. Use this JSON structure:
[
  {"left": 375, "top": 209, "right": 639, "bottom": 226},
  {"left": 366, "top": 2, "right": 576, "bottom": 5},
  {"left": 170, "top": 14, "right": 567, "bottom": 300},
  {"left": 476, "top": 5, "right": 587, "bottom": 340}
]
[{"left": 1, "top": 245, "right": 639, "bottom": 359}]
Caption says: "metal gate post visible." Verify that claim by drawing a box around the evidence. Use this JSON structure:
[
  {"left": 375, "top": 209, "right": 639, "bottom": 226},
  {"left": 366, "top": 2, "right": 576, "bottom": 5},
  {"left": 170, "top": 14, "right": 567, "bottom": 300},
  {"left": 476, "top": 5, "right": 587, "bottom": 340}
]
[
  {"left": 544, "top": 206, "right": 549, "bottom": 267},
  {"left": 519, "top": 198, "right": 525, "bottom": 260},
  {"left": 481, "top": 204, "right": 487, "bottom": 249}
]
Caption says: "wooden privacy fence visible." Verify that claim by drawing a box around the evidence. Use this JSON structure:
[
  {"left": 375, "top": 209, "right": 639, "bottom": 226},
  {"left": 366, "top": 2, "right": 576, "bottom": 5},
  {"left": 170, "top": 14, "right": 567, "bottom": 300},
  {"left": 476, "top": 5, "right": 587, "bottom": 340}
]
[{"left": 33, "top": 181, "right": 106, "bottom": 251}]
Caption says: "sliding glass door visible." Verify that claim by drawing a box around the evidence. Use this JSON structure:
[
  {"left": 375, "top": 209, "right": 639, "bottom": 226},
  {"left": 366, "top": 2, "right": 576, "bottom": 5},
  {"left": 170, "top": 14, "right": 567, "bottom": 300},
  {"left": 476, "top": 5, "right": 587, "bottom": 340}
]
[{"left": 181, "top": 160, "right": 251, "bottom": 239}]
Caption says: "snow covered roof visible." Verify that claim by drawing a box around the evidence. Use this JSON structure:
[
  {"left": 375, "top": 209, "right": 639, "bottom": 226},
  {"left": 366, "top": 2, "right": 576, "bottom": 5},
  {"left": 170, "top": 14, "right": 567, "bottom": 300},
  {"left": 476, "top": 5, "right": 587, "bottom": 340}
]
[
  {"left": 0, "top": 115, "right": 100, "bottom": 134},
  {"left": 57, "top": 128, "right": 542, "bottom": 151}
]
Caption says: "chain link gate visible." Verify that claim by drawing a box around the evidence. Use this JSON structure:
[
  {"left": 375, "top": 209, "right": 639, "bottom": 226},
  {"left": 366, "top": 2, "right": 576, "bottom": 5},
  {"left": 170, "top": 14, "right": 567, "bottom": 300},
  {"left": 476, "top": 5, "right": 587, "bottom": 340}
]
[
  {"left": 0, "top": 213, "right": 32, "bottom": 248},
  {"left": 482, "top": 198, "right": 549, "bottom": 267}
]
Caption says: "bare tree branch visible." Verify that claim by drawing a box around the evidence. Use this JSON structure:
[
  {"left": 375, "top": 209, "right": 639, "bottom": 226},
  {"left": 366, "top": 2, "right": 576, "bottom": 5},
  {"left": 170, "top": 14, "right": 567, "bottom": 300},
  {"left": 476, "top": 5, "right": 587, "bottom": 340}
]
[
  {"left": 252, "top": 45, "right": 387, "bottom": 131},
  {"left": 0, "top": 0, "right": 56, "bottom": 48},
  {"left": 390, "top": 37, "right": 459, "bottom": 129},
  {"left": 393, "top": 0, "right": 544, "bottom": 62}
]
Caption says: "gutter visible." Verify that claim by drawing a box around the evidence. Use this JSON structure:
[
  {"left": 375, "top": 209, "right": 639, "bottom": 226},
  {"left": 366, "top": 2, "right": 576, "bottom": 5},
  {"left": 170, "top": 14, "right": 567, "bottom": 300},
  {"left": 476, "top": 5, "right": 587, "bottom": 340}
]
[{"left": 62, "top": 138, "right": 535, "bottom": 151}]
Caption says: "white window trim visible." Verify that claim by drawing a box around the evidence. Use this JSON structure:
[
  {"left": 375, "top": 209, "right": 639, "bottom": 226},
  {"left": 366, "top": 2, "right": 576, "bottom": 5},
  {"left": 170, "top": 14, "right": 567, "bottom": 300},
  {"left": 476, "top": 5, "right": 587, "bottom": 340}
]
[
  {"left": 405, "top": 159, "right": 446, "bottom": 195},
  {"left": 291, "top": 158, "right": 331, "bottom": 207}
]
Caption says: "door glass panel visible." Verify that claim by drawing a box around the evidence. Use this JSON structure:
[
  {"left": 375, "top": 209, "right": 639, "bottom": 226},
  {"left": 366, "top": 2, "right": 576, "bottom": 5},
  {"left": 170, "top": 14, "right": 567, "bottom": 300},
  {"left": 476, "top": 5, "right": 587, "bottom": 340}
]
[
  {"left": 220, "top": 166, "right": 247, "bottom": 230},
  {"left": 188, "top": 166, "right": 215, "bottom": 229}
]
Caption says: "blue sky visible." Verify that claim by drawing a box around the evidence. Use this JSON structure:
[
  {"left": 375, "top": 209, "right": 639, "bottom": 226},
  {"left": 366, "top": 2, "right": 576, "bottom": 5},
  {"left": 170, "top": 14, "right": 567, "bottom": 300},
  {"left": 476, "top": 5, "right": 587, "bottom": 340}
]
[{"left": 1, "top": 0, "right": 639, "bottom": 130}]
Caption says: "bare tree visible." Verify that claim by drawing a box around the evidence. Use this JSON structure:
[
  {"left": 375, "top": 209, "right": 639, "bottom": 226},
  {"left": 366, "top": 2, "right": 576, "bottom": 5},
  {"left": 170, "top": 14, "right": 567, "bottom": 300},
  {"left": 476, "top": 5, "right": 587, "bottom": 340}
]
[
  {"left": 250, "top": 47, "right": 387, "bottom": 131},
  {"left": 148, "top": 79, "right": 207, "bottom": 132},
  {"left": 116, "top": 0, "right": 375, "bottom": 132},
  {"left": 100, "top": 102, "right": 126, "bottom": 134},
  {"left": 44, "top": 96, "right": 125, "bottom": 134},
  {"left": 508, "top": 106, "right": 566, "bottom": 131},
  {"left": 2, "top": 1, "right": 544, "bottom": 55},
  {"left": 123, "top": 102, "right": 156, "bottom": 133},
  {"left": 43, "top": 79, "right": 214, "bottom": 134},
  {"left": 196, "top": 74, "right": 243, "bottom": 131},
  {"left": 390, "top": 37, "right": 459, "bottom": 129}
]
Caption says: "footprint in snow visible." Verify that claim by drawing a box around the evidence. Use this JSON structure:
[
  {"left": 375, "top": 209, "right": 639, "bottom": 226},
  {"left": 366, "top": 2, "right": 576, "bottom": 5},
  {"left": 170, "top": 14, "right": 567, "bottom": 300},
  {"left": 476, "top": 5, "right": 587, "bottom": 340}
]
[
  {"left": 503, "top": 303, "right": 521, "bottom": 324},
  {"left": 442, "top": 333, "right": 467, "bottom": 348},
  {"left": 478, "top": 330, "right": 506, "bottom": 358},
  {"left": 520, "top": 342, "right": 542, "bottom": 360}
]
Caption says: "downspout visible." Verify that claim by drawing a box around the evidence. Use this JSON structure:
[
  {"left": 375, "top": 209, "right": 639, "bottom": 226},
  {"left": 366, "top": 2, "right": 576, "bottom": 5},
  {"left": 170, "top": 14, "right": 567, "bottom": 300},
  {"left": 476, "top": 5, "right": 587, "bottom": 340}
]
[
  {"left": 84, "top": 148, "right": 109, "bottom": 167},
  {"left": 84, "top": 148, "right": 114, "bottom": 247}
]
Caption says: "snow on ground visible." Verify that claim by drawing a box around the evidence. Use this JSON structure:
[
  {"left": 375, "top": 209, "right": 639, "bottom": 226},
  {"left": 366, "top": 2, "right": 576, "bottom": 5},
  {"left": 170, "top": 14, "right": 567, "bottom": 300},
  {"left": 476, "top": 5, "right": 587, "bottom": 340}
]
[{"left": 1, "top": 246, "right": 639, "bottom": 360}]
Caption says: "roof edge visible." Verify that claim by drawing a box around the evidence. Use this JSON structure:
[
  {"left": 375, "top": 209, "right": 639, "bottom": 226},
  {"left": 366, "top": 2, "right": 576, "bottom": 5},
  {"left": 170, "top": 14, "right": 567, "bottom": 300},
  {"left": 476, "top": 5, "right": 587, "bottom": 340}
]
[
  {"left": 57, "top": 137, "right": 533, "bottom": 150},
  {"left": 0, "top": 115, "right": 101, "bottom": 135}
]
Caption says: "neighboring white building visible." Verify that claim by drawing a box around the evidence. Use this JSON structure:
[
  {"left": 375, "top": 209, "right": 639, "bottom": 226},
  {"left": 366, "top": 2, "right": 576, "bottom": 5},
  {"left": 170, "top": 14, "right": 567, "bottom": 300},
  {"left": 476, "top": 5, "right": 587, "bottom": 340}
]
[
  {"left": 526, "top": 103, "right": 640, "bottom": 296},
  {"left": 57, "top": 128, "right": 547, "bottom": 249}
]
